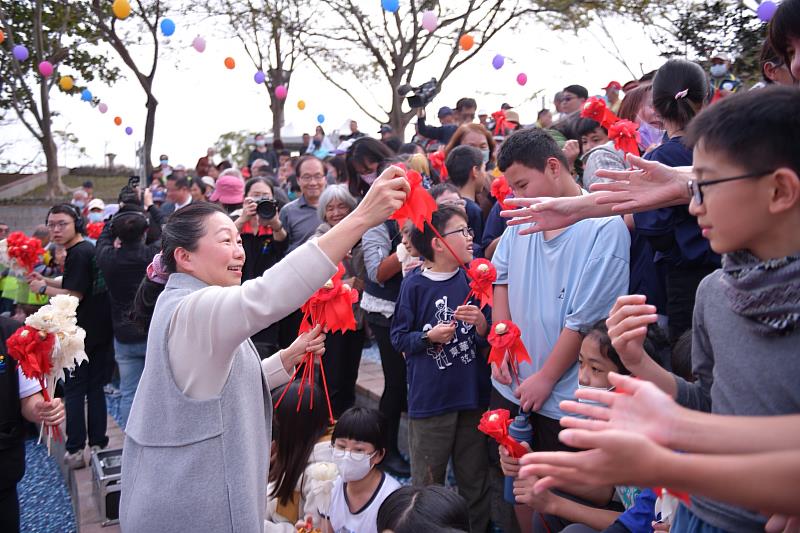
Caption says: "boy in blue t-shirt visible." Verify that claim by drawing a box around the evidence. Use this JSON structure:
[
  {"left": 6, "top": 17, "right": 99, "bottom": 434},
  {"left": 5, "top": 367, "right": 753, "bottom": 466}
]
[{"left": 390, "top": 204, "right": 492, "bottom": 533}]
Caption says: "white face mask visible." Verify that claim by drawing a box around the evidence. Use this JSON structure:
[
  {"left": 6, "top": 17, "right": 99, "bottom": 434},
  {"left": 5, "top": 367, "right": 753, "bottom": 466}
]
[
  {"left": 88, "top": 212, "right": 104, "bottom": 223},
  {"left": 72, "top": 200, "right": 85, "bottom": 209},
  {"left": 576, "top": 384, "right": 615, "bottom": 408},
  {"left": 360, "top": 171, "right": 378, "bottom": 185},
  {"left": 332, "top": 449, "right": 375, "bottom": 482},
  {"left": 480, "top": 149, "right": 491, "bottom": 165},
  {"left": 710, "top": 64, "right": 728, "bottom": 78}
]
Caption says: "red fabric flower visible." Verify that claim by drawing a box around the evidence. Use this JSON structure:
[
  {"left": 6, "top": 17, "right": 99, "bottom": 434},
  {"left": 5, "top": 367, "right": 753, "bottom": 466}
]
[
  {"left": 608, "top": 119, "right": 641, "bottom": 156},
  {"left": 653, "top": 487, "right": 692, "bottom": 506},
  {"left": 300, "top": 263, "right": 359, "bottom": 334},
  {"left": 466, "top": 259, "right": 496, "bottom": 309},
  {"left": 490, "top": 176, "right": 512, "bottom": 211},
  {"left": 487, "top": 321, "right": 530, "bottom": 384},
  {"left": 581, "top": 97, "right": 618, "bottom": 130},
  {"left": 492, "top": 110, "right": 508, "bottom": 136},
  {"left": 6, "top": 232, "right": 45, "bottom": 273},
  {"left": 390, "top": 168, "right": 437, "bottom": 231},
  {"left": 86, "top": 222, "right": 104, "bottom": 240},
  {"left": 428, "top": 150, "right": 448, "bottom": 180},
  {"left": 477, "top": 409, "right": 528, "bottom": 458},
  {"left": 6, "top": 325, "right": 55, "bottom": 380}
]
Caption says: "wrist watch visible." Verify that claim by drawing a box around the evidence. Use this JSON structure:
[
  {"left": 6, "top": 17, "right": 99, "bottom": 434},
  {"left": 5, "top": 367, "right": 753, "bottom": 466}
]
[{"left": 38, "top": 285, "right": 47, "bottom": 295}]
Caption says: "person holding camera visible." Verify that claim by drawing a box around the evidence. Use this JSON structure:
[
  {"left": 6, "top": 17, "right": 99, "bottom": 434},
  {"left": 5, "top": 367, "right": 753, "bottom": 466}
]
[{"left": 236, "top": 178, "right": 288, "bottom": 357}]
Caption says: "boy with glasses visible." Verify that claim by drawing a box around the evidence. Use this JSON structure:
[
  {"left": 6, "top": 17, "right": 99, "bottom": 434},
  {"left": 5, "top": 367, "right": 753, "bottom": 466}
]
[
  {"left": 390, "top": 205, "right": 492, "bottom": 532},
  {"left": 607, "top": 85, "right": 800, "bottom": 531}
]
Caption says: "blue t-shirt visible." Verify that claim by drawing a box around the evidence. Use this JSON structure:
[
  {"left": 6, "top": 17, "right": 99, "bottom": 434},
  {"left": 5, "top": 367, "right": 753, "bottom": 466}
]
[
  {"left": 464, "top": 198, "right": 485, "bottom": 258},
  {"left": 617, "top": 488, "right": 657, "bottom": 532},
  {"left": 492, "top": 215, "right": 630, "bottom": 420},
  {"left": 390, "top": 269, "right": 492, "bottom": 418},
  {"left": 481, "top": 201, "right": 507, "bottom": 254},
  {"left": 633, "top": 137, "right": 720, "bottom": 269}
]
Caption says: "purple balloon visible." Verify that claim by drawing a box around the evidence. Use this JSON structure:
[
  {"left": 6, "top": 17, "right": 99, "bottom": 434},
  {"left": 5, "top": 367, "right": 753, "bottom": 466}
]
[
  {"left": 757, "top": 0, "right": 777, "bottom": 22},
  {"left": 12, "top": 45, "right": 29, "bottom": 62},
  {"left": 254, "top": 70, "right": 266, "bottom": 84},
  {"left": 125, "top": 126, "right": 133, "bottom": 135},
  {"left": 492, "top": 54, "right": 504, "bottom": 70}
]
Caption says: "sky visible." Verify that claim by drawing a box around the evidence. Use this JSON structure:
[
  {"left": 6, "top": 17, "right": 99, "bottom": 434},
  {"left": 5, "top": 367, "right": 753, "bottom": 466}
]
[{"left": 1, "top": 7, "right": 667, "bottom": 172}]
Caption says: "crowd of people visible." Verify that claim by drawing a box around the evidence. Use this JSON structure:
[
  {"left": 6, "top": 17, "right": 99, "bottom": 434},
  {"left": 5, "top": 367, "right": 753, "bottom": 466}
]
[{"left": 1, "top": 1, "right": 799, "bottom": 532}]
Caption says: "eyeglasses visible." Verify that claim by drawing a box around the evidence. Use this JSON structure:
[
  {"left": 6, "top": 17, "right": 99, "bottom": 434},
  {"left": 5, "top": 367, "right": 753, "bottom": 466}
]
[
  {"left": 46, "top": 221, "right": 72, "bottom": 230},
  {"left": 440, "top": 226, "right": 474, "bottom": 239},
  {"left": 331, "top": 446, "right": 376, "bottom": 462},
  {"left": 687, "top": 169, "right": 774, "bottom": 205},
  {"left": 299, "top": 173, "right": 325, "bottom": 182}
]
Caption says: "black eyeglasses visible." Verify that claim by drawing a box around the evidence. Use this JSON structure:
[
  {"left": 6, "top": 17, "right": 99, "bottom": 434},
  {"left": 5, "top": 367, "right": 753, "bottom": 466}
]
[
  {"left": 440, "top": 226, "right": 474, "bottom": 239},
  {"left": 687, "top": 169, "right": 774, "bottom": 205}
]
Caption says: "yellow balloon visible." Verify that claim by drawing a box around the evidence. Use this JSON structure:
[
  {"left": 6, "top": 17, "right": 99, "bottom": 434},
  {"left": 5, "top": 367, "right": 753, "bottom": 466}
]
[
  {"left": 59, "top": 76, "right": 74, "bottom": 91},
  {"left": 297, "top": 100, "right": 306, "bottom": 110},
  {"left": 112, "top": 0, "right": 131, "bottom": 19}
]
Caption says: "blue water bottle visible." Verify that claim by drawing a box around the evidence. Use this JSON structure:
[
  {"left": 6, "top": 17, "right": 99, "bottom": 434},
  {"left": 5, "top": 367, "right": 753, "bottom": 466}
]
[{"left": 504, "top": 411, "right": 533, "bottom": 504}]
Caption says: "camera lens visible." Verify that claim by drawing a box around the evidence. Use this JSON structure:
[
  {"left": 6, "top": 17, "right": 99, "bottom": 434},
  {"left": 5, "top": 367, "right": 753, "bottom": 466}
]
[{"left": 256, "top": 199, "right": 277, "bottom": 220}]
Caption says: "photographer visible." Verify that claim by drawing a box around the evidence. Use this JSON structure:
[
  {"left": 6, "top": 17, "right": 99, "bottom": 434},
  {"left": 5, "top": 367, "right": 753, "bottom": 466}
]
[
  {"left": 235, "top": 177, "right": 289, "bottom": 358},
  {"left": 416, "top": 98, "right": 476, "bottom": 145},
  {"left": 118, "top": 184, "right": 164, "bottom": 244}
]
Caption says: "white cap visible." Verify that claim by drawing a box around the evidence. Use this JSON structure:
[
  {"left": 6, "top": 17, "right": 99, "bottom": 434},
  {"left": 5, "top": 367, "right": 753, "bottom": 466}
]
[{"left": 87, "top": 198, "right": 106, "bottom": 212}]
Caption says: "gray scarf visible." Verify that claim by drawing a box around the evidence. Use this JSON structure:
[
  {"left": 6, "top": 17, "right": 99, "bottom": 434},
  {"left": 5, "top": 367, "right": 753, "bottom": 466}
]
[{"left": 722, "top": 250, "right": 800, "bottom": 336}]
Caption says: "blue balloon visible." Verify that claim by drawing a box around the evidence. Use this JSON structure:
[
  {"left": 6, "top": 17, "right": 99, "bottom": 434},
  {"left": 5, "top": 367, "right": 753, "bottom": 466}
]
[
  {"left": 254, "top": 70, "right": 266, "bottom": 84},
  {"left": 756, "top": 0, "right": 777, "bottom": 22},
  {"left": 492, "top": 54, "right": 504, "bottom": 70},
  {"left": 317, "top": 114, "right": 325, "bottom": 124},
  {"left": 160, "top": 18, "right": 176, "bottom": 37},
  {"left": 12, "top": 45, "right": 29, "bottom": 62},
  {"left": 81, "top": 89, "right": 92, "bottom": 102},
  {"left": 381, "top": 0, "right": 399, "bottom": 13}
]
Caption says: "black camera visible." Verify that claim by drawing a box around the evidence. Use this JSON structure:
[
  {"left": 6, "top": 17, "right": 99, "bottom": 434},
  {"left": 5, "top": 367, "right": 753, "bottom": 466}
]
[
  {"left": 397, "top": 78, "right": 439, "bottom": 109},
  {"left": 256, "top": 198, "right": 278, "bottom": 220}
]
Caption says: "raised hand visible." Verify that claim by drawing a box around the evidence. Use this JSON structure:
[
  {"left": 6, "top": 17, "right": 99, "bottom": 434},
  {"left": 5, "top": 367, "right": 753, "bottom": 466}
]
[
  {"left": 352, "top": 166, "right": 410, "bottom": 227},
  {"left": 280, "top": 325, "right": 326, "bottom": 371},
  {"left": 605, "top": 295, "right": 658, "bottom": 372},
  {"left": 591, "top": 155, "right": 692, "bottom": 213},
  {"left": 501, "top": 195, "right": 596, "bottom": 235}
]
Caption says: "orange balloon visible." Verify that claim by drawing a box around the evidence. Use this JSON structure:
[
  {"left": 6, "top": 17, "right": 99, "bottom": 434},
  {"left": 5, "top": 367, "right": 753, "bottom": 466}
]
[
  {"left": 459, "top": 34, "right": 474, "bottom": 51},
  {"left": 0, "top": 31, "right": 5, "bottom": 45},
  {"left": 224, "top": 57, "right": 235, "bottom": 69},
  {"left": 114, "top": 116, "right": 122, "bottom": 126}
]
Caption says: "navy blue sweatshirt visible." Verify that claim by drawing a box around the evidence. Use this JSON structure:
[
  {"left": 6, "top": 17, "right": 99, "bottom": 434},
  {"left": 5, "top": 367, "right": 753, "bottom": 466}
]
[{"left": 390, "top": 269, "right": 491, "bottom": 418}]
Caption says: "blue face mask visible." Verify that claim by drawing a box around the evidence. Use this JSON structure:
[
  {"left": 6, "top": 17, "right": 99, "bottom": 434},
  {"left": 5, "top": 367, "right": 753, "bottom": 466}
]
[
  {"left": 481, "top": 149, "right": 491, "bottom": 165},
  {"left": 255, "top": 140, "right": 266, "bottom": 147},
  {"left": 160, "top": 160, "right": 169, "bottom": 166},
  {"left": 88, "top": 212, "right": 104, "bottom": 223},
  {"left": 72, "top": 200, "right": 85, "bottom": 209}
]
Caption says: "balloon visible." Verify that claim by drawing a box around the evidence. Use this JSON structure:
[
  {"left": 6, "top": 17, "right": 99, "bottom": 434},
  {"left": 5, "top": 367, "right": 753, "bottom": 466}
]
[
  {"left": 516, "top": 73, "right": 528, "bottom": 86},
  {"left": 757, "top": 0, "right": 777, "bottom": 21},
  {"left": 38, "top": 61, "right": 54, "bottom": 77},
  {"left": 112, "top": 0, "right": 131, "bottom": 19},
  {"left": 224, "top": 57, "right": 236, "bottom": 69},
  {"left": 492, "top": 54, "right": 504, "bottom": 70},
  {"left": 253, "top": 70, "right": 265, "bottom": 84},
  {"left": 381, "top": 0, "right": 399, "bottom": 13},
  {"left": 59, "top": 76, "right": 74, "bottom": 91},
  {"left": 114, "top": 116, "right": 122, "bottom": 126},
  {"left": 275, "top": 85, "right": 288, "bottom": 100},
  {"left": 12, "top": 45, "right": 29, "bottom": 62},
  {"left": 125, "top": 126, "right": 133, "bottom": 135},
  {"left": 421, "top": 10, "right": 437, "bottom": 32},
  {"left": 160, "top": 18, "right": 176, "bottom": 37},
  {"left": 297, "top": 100, "right": 306, "bottom": 110},
  {"left": 0, "top": 31, "right": 5, "bottom": 45},
  {"left": 459, "top": 34, "right": 474, "bottom": 51},
  {"left": 317, "top": 114, "right": 325, "bottom": 124},
  {"left": 81, "top": 89, "right": 92, "bottom": 102},
  {"left": 192, "top": 35, "right": 206, "bottom": 53},
  {"left": 98, "top": 103, "right": 108, "bottom": 114}
]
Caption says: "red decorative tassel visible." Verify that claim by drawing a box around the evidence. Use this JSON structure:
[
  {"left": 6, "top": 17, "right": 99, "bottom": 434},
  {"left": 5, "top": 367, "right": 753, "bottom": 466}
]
[
  {"left": 581, "top": 97, "right": 619, "bottom": 130},
  {"left": 492, "top": 110, "right": 509, "bottom": 136},
  {"left": 653, "top": 486, "right": 692, "bottom": 506},
  {"left": 608, "top": 119, "right": 641, "bottom": 156},
  {"left": 477, "top": 409, "right": 528, "bottom": 458},
  {"left": 488, "top": 321, "right": 530, "bottom": 385},
  {"left": 389, "top": 168, "right": 437, "bottom": 231},
  {"left": 86, "top": 222, "right": 104, "bottom": 240},
  {"left": 6, "top": 232, "right": 45, "bottom": 273},
  {"left": 463, "top": 259, "right": 496, "bottom": 309},
  {"left": 428, "top": 150, "right": 448, "bottom": 181},
  {"left": 490, "top": 176, "right": 512, "bottom": 211}
]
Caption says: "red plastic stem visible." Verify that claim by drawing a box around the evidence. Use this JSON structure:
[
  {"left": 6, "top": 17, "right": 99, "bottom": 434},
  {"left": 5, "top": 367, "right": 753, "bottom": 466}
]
[
  {"left": 37, "top": 378, "right": 62, "bottom": 442},
  {"left": 317, "top": 353, "right": 335, "bottom": 424}
]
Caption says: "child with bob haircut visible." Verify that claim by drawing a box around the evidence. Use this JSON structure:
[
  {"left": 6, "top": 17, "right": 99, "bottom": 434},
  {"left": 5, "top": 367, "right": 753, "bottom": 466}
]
[
  {"left": 607, "top": 85, "right": 800, "bottom": 532},
  {"left": 323, "top": 407, "right": 400, "bottom": 533},
  {"left": 391, "top": 204, "right": 493, "bottom": 533}
]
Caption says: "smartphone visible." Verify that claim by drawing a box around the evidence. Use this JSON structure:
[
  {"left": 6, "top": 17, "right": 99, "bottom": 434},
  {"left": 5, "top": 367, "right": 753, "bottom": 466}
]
[{"left": 128, "top": 175, "right": 140, "bottom": 188}]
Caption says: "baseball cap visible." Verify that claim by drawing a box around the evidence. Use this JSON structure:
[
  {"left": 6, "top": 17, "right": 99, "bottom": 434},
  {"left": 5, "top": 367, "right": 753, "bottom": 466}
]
[
  {"left": 378, "top": 125, "right": 393, "bottom": 134},
  {"left": 500, "top": 103, "right": 513, "bottom": 110},
  {"left": 87, "top": 198, "right": 106, "bottom": 212},
  {"left": 200, "top": 176, "right": 216, "bottom": 189},
  {"left": 505, "top": 110, "right": 521, "bottom": 124},
  {"left": 711, "top": 52, "right": 731, "bottom": 62},
  {"left": 477, "top": 109, "right": 489, "bottom": 117},
  {"left": 210, "top": 175, "right": 245, "bottom": 204},
  {"left": 82, "top": 180, "right": 94, "bottom": 189},
  {"left": 438, "top": 106, "right": 454, "bottom": 118},
  {"left": 602, "top": 81, "right": 622, "bottom": 91}
]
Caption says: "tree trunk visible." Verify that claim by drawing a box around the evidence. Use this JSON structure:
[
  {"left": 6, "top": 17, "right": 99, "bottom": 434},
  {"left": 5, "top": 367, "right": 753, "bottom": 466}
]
[
  {"left": 43, "top": 135, "right": 63, "bottom": 200},
  {"left": 143, "top": 92, "right": 158, "bottom": 176},
  {"left": 270, "top": 92, "right": 284, "bottom": 142},
  {"left": 389, "top": 91, "right": 406, "bottom": 142}
]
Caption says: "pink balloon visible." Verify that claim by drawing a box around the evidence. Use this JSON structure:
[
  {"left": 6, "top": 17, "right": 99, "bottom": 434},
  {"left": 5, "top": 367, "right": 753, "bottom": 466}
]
[
  {"left": 98, "top": 103, "right": 108, "bottom": 114},
  {"left": 38, "top": 61, "right": 54, "bottom": 77},
  {"left": 275, "top": 85, "right": 288, "bottom": 100},
  {"left": 516, "top": 73, "right": 528, "bottom": 86},
  {"left": 421, "top": 10, "right": 437, "bottom": 32},
  {"left": 192, "top": 36, "right": 206, "bottom": 53}
]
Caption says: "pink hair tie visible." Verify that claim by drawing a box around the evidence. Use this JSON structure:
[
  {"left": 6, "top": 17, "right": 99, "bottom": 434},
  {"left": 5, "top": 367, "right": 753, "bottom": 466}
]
[
  {"left": 674, "top": 88, "right": 689, "bottom": 100},
  {"left": 146, "top": 252, "right": 169, "bottom": 285}
]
